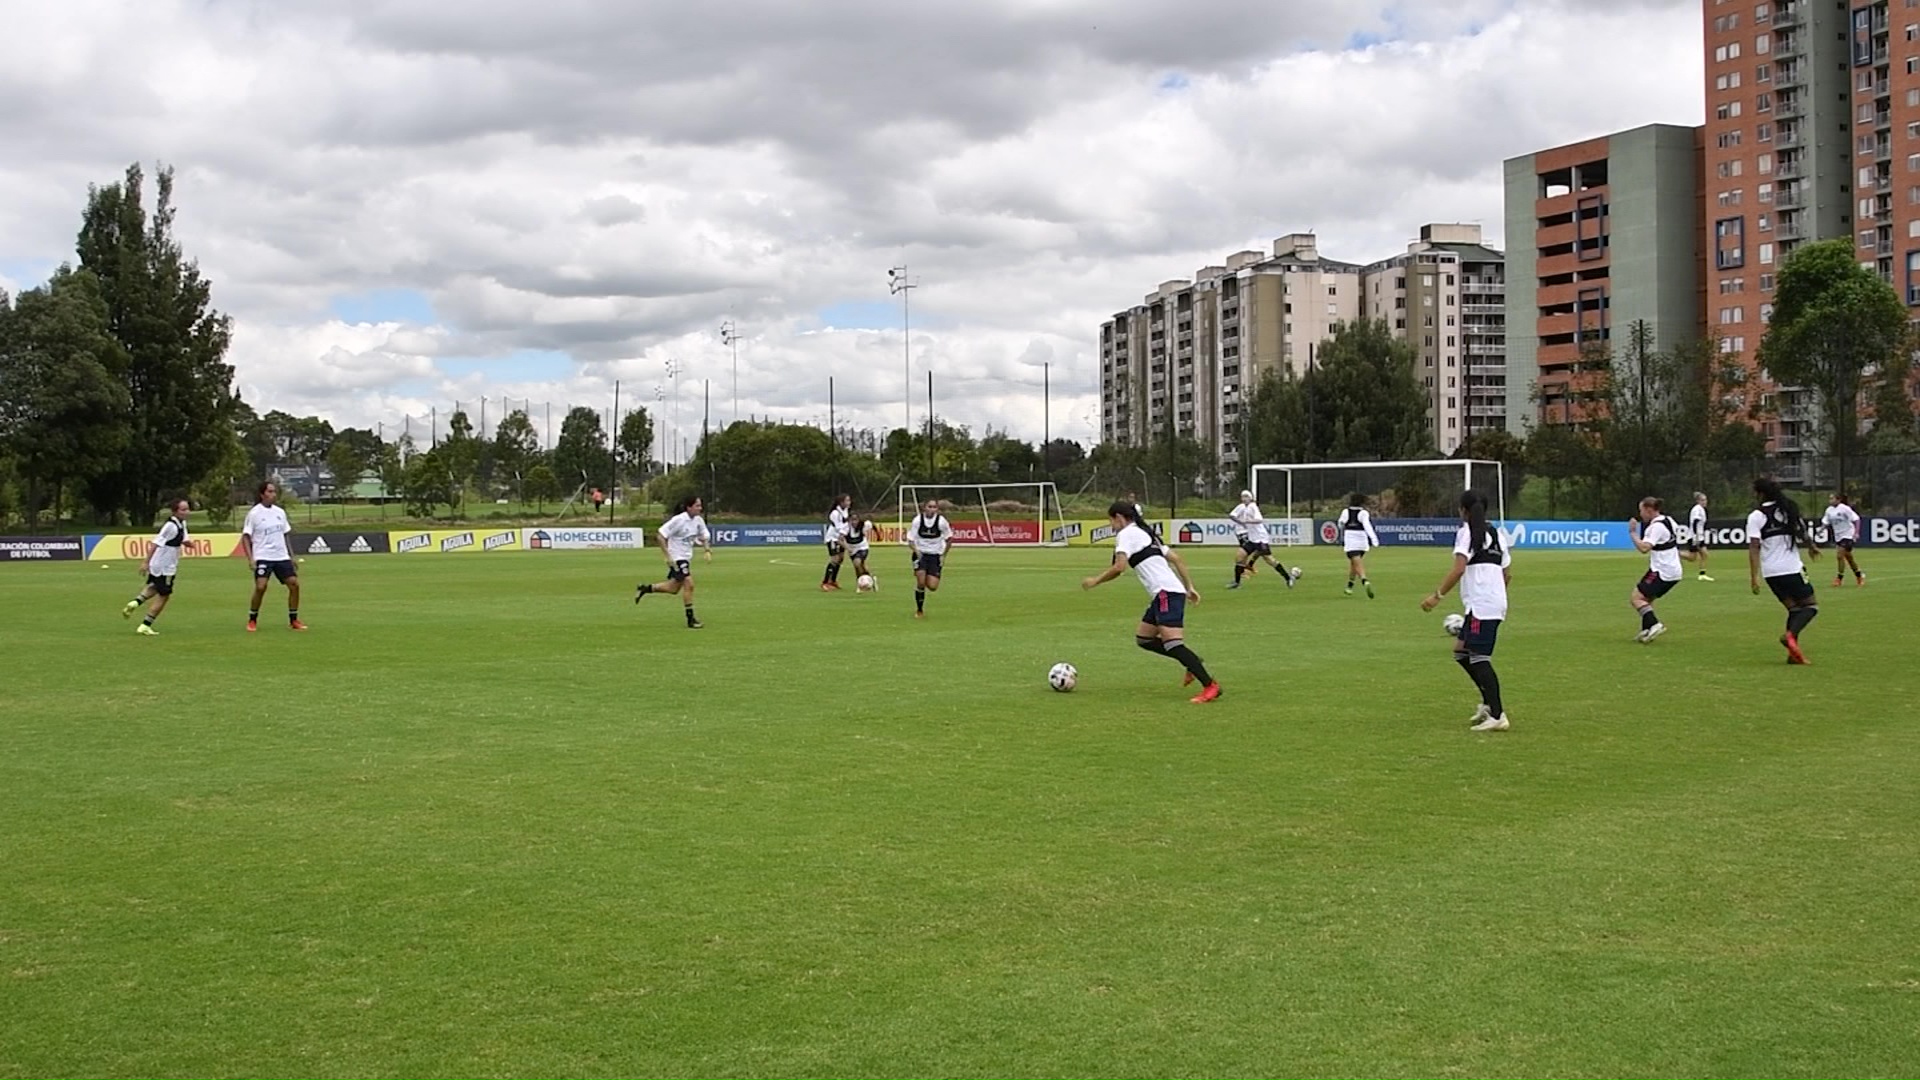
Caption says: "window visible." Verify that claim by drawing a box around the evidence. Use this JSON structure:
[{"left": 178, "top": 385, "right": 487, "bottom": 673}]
[
  {"left": 1327, "top": 285, "right": 1337, "bottom": 296},
  {"left": 1447, "top": 376, "right": 1456, "bottom": 389},
  {"left": 1756, "top": 66, "right": 1771, "bottom": 85},
  {"left": 1755, "top": 33, "right": 1769, "bottom": 54},
  {"left": 1420, "top": 274, "right": 1434, "bottom": 287},
  {"left": 1757, "top": 213, "right": 1771, "bottom": 231},
  {"left": 1908, "top": 251, "right": 1920, "bottom": 304},
  {"left": 1908, "top": 219, "right": 1920, "bottom": 238},
  {"left": 1861, "top": 103, "right": 1877, "bottom": 125},
  {"left": 1760, "top": 242, "right": 1774, "bottom": 265},
  {"left": 1911, "top": 185, "right": 1920, "bottom": 203},
  {"left": 1760, "top": 302, "right": 1774, "bottom": 322},
  {"left": 1755, "top": 2, "right": 1768, "bottom": 21},
  {"left": 1715, "top": 101, "right": 1744, "bottom": 120},
  {"left": 1757, "top": 154, "right": 1772, "bottom": 175},
  {"left": 1717, "top": 160, "right": 1746, "bottom": 178},
  {"left": 1861, "top": 197, "right": 1876, "bottom": 218},
  {"left": 1909, "top": 88, "right": 1920, "bottom": 106},
  {"left": 1326, "top": 302, "right": 1337, "bottom": 316},
  {"left": 1718, "top": 131, "right": 1744, "bottom": 148},
  {"left": 1716, "top": 217, "right": 1747, "bottom": 269},
  {"left": 1756, "top": 91, "right": 1772, "bottom": 111},
  {"left": 1760, "top": 273, "right": 1775, "bottom": 290},
  {"left": 1759, "top": 182, "right": 1773, "bottom": 203},
  {"left": 1447, "top": 336, "right": 1456, "bottom": 347},
  {"left": 1757, "top": 122, "right": 1772, "bottom": 142},
  {"left": 1855, "top": 7, "right": 1876, "bottom": 65},
  {"left": 1910, "top": 57, "right": 1920, "bottom": 74},
  {"left": 1575, "top": 286, "right": 1607, "bottom": 342},
  {"left": 1908, "top": 23, "right": 1919, "bottom": 40}
]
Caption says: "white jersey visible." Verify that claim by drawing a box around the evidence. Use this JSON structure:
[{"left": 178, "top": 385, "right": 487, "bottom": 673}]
[
  {"left": 242, "top": 504, "right": 292, "bottom": 562},
  {"left": 844, "top": 516, "right": 873, "bottom": 552},
  {"left": 1114, "top": 521, "right": 1185, "bottom": 596},
  {"left": 147, "top": 516, "right": 189, "bottom": 576},
  {"left": 828, "top": 506, "right": 849, "bottom": 543},
  {"left": 1453, "top": 522, "right": 1511, "bottom": 621},
  {"left": 1688, "top": 503, "right": 1707, "bottom": 538},
  {"left": 1748, "top": 503, "right": 1806, "bottom": 578},
  {"left": 1339, "top": 507, "right": 1380, "bottom": 552},
  {"left": 1822, "top": 503, "right": 1861, "bottom": 542},
  {"left": 907, "top": 513, "right": 952, "bottom": 555},
  {"left": 1644, "top": 515, "right": 1683, "bottom": 581},
  {"left": 658, "top": 512, "right": 710, "bottom": 562},
  {"left": 1229, "top": 501, "right": 1270, "bottom": 545}
]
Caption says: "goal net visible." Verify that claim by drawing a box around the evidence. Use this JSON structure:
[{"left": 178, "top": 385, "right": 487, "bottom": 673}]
[
  {"left": 897, "top": 482, "right": 1068, "bottom": 547},
  {"left": 1249, "top": 460, "right": 1508, "bottom": 538}
]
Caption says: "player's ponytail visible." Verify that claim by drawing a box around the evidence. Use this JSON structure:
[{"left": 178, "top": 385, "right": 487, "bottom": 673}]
[
  {"left": 1106, "top": 500, "right": 1142, "bottom": 525},
  {"left": 1460, "top": 489, "right": 1492, "bottom": 554},
  {"left": 1754, "top": 476, "right": 1811, "bottom": 547}
]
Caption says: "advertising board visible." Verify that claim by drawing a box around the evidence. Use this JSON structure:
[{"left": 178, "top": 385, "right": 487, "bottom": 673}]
[
  {"left": 523, "top": 527, "right": 647, "bottom": 550},
  {"left": 289, "top": 532, "right": 392, "bottom": 556},
  {"left": 1169, "top": 518, "right": 1313, "bottom": 546},
  {"left": 389, "top": 529, "right": 524, "bottom": 553},
  {"left": 0, "top": 536, "right": 83, "bottom": 561},
  {"left": 83, "top": 532, "right": 246, "bottom": 561}
]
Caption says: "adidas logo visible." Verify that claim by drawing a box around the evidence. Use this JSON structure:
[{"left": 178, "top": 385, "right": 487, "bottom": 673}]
[
  {"left": 307, "top": 537, "right": 332, "bottom": 554},
  {"left": 348, "top": 536, "right": 371, "bottom": 553}
]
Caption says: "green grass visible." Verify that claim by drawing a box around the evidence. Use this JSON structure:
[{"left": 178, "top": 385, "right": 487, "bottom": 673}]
[{"left": 3, "top": 546, "right": 1918, "bottom": 1078}]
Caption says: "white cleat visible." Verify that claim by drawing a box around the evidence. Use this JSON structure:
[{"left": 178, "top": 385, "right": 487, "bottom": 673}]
[
  {"left": 1470, "top": 713, "right": 1510, "bottom": 732},
  {"left": 1633, "top": 628, "right": 1650, "bottom": 643},
  {"left": 1643, "top": 622, "right": 1666, "bottom": 643},
  {"left": 135, "top": 623, "right": 158, "bottom": 636},
  {"left": 1469, "top": 703, "right": 1492, "bottom": 726}
]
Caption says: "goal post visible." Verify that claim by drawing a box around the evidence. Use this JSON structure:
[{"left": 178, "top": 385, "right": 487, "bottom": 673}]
[
  {"left": 1249, "top": 460, "right": 1508, "bottom": 531},
  {"left": 897, "top": 482, "right": 1068, "bottom": 547}
]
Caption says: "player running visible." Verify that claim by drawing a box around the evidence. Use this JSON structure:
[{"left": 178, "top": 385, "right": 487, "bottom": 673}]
[
  {"left": 821, "top": 493, "right": 852, "bottom": 591},
  {"left": 907, "top": 498, "right": 952, "bottom": 619},
  {"left": 1082, "top": 500, "right": 1221, "bottom": 703},
  {"left": 845, "top": 511, "right": 875, "bottom": 587},
  {"left": 1686, "top": 492, "right": 1714, "bottom": 581},
  {"left": 1823, "top": 492, "right": 1865, "bottom": 587},
  {"left": 1422, "top": 490, "right": 1512, "bottom": 731},
  {"left": 1748, "top": 476, "right": 1822, "bottom": 664},
  {"left": 635, "top": 495, "right": 712, "bottom": 628},
  {"left": 123, "top": 497, "right": 191, "bottom": 636},
  {"left": 1627, "top": 496, "right": 1683, "bottom": 643},
  {"left": 241, "top": 481, "right": 304, "bottom": 632},
  {"left": 1227, "top": 489, "right": 1297, "bottom": 589},
  {"left": 1339, "top": 493, "right": 1381, "bottom": 597}
]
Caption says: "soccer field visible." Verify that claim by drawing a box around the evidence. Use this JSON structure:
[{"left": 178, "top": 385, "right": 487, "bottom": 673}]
[{"left": 3, "top": 545, "right": 1918, "bottom": 1077}]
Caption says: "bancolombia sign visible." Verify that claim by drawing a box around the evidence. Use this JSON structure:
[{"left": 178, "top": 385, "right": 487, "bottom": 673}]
[{"left": 1688, "top": 516, "right": 1920, "bottom": 548}]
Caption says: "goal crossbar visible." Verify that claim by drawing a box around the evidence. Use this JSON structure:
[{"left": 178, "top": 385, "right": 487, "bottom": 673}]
[
  {"left": 897, "top": 482, "right": 1067, "bottom": 547},
  {"left": 1251, "top": 459, "right": 1508, "bottom": 525}
]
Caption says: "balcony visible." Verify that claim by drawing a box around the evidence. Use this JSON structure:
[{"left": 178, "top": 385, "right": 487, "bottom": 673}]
[
  {"left": 1774, "top": 4, "right": 1802, "bottom": 30},
  {"left": 1470, "top": 405, "right": 1507, "bottom": 418},
  {"left": 1468, "top": 343, "right": 1505, "bottom": 356},
  {"left": 1462, "top": 303, "right": 1505, "bottom": 315},
  {"left": 1775, "top": 64, "right": 1803, "bottom": 88}
]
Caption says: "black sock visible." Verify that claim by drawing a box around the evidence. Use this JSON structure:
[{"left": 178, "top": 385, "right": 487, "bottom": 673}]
[
  {"left": 1233, "top": 564, "right": 1245, "bottom": 583},
  {"left": 1161, "top": 641, "right": 1213, "bottom": 685},
  {"left": 1641, "top": 608, "right": 1659, "bottom": 631},
  {"left": 1136, "top": 635, "right": 1160, "bottom": 654},
  {"left": 1786, "top": 605, "right": 1818, "bottom": 637},
  {"left": 1466, "top": 657, "right": 1504, "bottom": 715},
  {"left": 685, "top": 606, "right": 697, "bottom": 625},
  {"left": 1361, "top": 577, "right": 1369, "bottom": 584},
  {"left": 248, "top": 609, "right": 259, "bottom": 621},
  {"left": 638, "top": 583, "right": 652, "bottom": 595},
  {"left": 823, "top": 565, "right": 833, "bottom": 584},
  {"left": 915, "top": 589, "right": 926, "bottom": 612},
  {"left": 1347, "top": 576, "right": 1355, "bottom": 588},
  {"left": 142, "top": 614, "right": 156, "bottom": 626},
  {"left": 289, "top": 609, "right": 298, "bottom": 624}
]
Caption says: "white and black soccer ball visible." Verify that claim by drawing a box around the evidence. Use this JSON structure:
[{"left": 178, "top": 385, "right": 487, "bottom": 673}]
[
  {"left": 1047, "top": 662, "right": 1078, "bottom": 692},
  {"left": 857, "top": 573, "right": 876, "bottom": 592},
  {"left": 1290, "top": 566, "right": 1303, "bottom": 579},
  {"left": 1443, "top": 613, "right": 1466, "bottom": 637}
]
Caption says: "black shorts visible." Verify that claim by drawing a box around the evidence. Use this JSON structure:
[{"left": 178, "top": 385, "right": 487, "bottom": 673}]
[
  {"left": 1636, "top": 571, "right": 1679, "bottom": 601},
  {"left": 1239, "top": 540, "right": 1271, "bottom": 557},
  {"left": 146, "top": 573, "right": 176, "bottom": 597},
  {"left": 667, "top": 560, "right": 691, "bottom": 582},
  {"left": 826, "top": 540, "right": 845, "bottom": 557},
  {"left": 1766, "top": 572, "right": 1815, "bottom": 604},
  {"left": 1686, "top": 540, "right": 1703, "bottom": 554},
  {"left": 915, "top": 553, "right": 943, "bottom": 579},
  {"left": 253, "top": 559, "right": 296, "bottom": 583},
  {"left": 1344, "top": 546, "right": 1368, "bottom": 558},
  {"left": 848, "top": 545, "right": 870, "bottom": 564},
  {"left": 1141, "top": 589, "right": 1187, "bottom": 628},
  {"left": 1459, "top": 615, "right": 1501, "bottom": 656},
  {"left": 1839, "top": 537, "right": 1856, "bottom": 552}
]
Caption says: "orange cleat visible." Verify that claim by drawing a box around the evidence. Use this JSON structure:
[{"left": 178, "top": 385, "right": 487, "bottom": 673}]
[
  {"left": 1781, "top": 633, "right": 1808, "bottom": 665},
  {"left": 289, "top": 620, "right": 309, "bottom": 632},
  {"left": 246, "top": 620, "right": 257, "bottom": 633},
  {"left": 1189, "top": 682, "right": 1222, "bottom": 703}
]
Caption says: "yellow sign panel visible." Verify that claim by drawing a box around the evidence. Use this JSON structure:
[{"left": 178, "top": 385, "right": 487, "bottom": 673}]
[{"left": 387, "top": 529, "right": 524, "bottom": 554}]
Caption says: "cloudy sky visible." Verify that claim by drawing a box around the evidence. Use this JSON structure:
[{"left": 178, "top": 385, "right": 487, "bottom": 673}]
[{"left": 0, "top": 0, "right": 1701, "bottom": 457}]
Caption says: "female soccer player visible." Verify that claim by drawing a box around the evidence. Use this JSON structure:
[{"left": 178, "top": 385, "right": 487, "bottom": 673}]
[
  {"left": 845, "top": 511, "right": 874, "bottom": 587},
  {"left": 907, "top": 498, "right": 952, "bottom": 618},
  {"left": 1421, "top": 490, "right": 1511, "bottom": 731},
  {"left": 821, "top": 493, "right": 852, "bottom": 591},
  {"left": 1749, "top": 477, "right": 1822, "bottom": 663},
  {"left": 1686, "top": 491, "right": 1714, "bottom": 581},
  {"left": 241, "top": 481, "right": 304, "bottom": 632},
  {"left": 1227, "top": 489, "right": 1296, "bottom": 589},
  {"left": 635, "top": 495, "right": 713, "bottom": 628},
  {"left": 1627, "top": 496, "right": 1682, "bottom": 643},
  {"left": 1822, "top": 492, "right": 1865, "bottom": 587},
  {"left": 1081, "top": 501, "right": 1220, "bottom": 703},
  {"left": 1339, "top": 493, "right": 1381, "bottom": 597},
  {"left": 123, "top": 497, "right": 191, "bottom": 636}
]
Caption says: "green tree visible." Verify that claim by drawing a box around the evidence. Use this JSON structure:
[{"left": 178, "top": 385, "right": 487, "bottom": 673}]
[
  {"left": 1758, "top": 237, "right": 1910, "bottom": 489},
  {"left": 551, "top": 406, "right": 612, "bottom": 492},
  {"left": 658, "top": 421, "right": 887, "bottom": 515},
  {"left": 1242, "top": 365, "right": 1313, "bottom": 466},
  {"left": 492, "top": 410, "right": 541, "bottom": 498},
  {"left": 1308, "top": 319, "right": 1432, "bottom": 462},
  {"left": 523, "top": 463, "right": 560, "bottom": 511},
  {"left": 617, "top": 407, "right": 654, "bottom": 488},
  {"left": 75, "top": 163, "right": 237, "bottom": 520},
  {"left": 399, "top": 446, "right": 455, "bottom": 518},
  {"left": 440, "top": 409, "right": 481, "bottom": 507},
  {"left": 1866, "top": 346, "right": 1918, "bottom": 453},
  {"left": 231, "top": 399, "right": 280, "bottom": 478},
  {"left": 0, "top": 268, "right": 134, "bottom": 526},
  {"left": 325, "top": 438, "right": 367, "bottom": 503},
  {"left": 374, "top": 437, "right": 407, "bottom": 515}
]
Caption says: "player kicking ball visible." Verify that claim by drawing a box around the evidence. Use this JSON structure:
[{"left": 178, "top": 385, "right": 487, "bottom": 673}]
[
  {"left": 1082, "top": 501, "right": 1221, "bottom": 703},
  {"left": 124, "top": 498, "right": 190, "bottom": 636}
]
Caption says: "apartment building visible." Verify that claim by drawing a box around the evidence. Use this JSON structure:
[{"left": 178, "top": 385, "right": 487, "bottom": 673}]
[
  {"left": 1099, "top": 234, "right": 1363, "bottom": 474},
  {"left": 1702, "top": 0, "right": 1851, "bottom": 473},
  {"left": 1504, "top": 124, "right": 1705, "bottom": 432},
  {"left": 1361, "top": 224, "right": 1508, "bottom": 454}
]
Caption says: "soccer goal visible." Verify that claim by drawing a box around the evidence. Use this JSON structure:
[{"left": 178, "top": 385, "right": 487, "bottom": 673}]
[
  {"left": 897, "top": 482, "right": 1069, "bottom": 547},
  {"left": 1249, "top": 460, "right": 1508, "bottom": 529}
]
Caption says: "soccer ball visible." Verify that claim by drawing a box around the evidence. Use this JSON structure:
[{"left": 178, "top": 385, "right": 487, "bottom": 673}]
[
  {"left": 1047, "top": 662, "right": 1078, "bottom": 692},
  {"left": 1442, "top": 613, "right": 1466, "bottom": 636},
  {"left": 856, "top": 573, "right": 876, "bottom": 592},
  {"left": 1290, "top": 566, "right": 1303, "bottom": 579}
]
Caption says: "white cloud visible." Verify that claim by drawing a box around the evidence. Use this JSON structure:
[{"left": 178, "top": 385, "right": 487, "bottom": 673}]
[{"left": 0, "top": 0, "right": 1701, "bottom": 447}]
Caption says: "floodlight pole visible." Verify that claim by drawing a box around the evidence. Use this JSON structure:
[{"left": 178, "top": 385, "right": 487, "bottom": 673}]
[
  {"left": 888, "top": 266, "right": 917, "bottom": 436},
  {"left": 720, "top": 320, "right": 740, "bottom": 426}
]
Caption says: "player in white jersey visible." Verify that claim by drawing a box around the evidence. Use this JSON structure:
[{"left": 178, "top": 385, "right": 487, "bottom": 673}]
[
  {"left": 241, "top": 481, "right": 304, "bottom": 632},
  {"left": 906, "top": 499, "right": 953, "bottom": 619},
  {"left": 1227, "top": 490, "right": 1297, "bottom": 589},
  {"left": 635, "top": 495, "right": 712, "bottom": 628},
  {"left": 1685, "top": 492, "right": 1714, "bottom": 581},
  {"left": 1627, "top": 496, "right": 1683, "bottom": 643},
  {"left": 123, "top": 498, "right": 191, "bottom": 635},
  {"left": 1422, "top": 490, "right": 1512, "bottom": 731},
  {"left": 1748, "top": 476, "right": 1822, "bottom": 664},
  {"left": 821, "top": 494, "right": 852, "bottom": 592},
  {"left": 1338, "top": 493, "right": 1381, "bottom": 598},
  {"left": 844, "top": 512, "right": 875, "bottom": 587},
  {"left": 1822, "top": 492, "right": 1866, "bottom": 587},
  {"left": 1083, "top": 500, "right": 1220, "bottom": 701}
]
